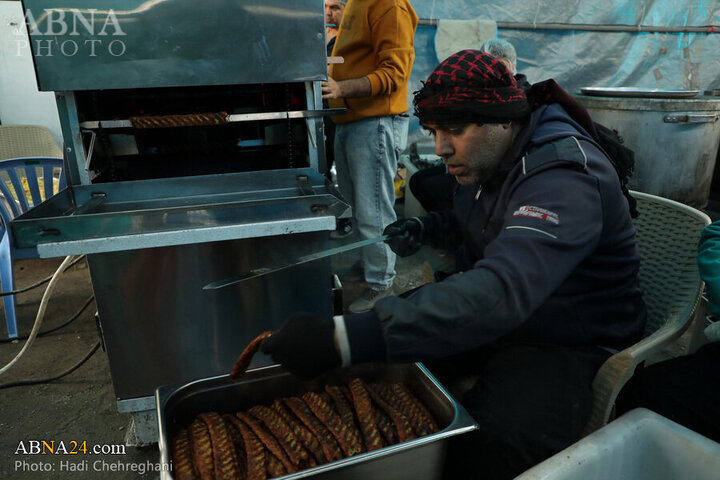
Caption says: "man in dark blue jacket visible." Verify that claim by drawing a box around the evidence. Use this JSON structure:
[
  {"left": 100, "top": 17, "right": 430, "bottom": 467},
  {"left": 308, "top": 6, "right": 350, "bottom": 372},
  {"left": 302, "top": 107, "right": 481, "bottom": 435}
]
[{"left": 262, "top": 50, "right": 647, "bottom": 478}]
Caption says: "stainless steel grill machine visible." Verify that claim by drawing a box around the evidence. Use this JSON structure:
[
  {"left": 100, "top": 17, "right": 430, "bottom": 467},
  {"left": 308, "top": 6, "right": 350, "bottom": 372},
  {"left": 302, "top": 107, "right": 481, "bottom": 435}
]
[{"left": 15, "top": 0, "right": 349, "bottom": 444}]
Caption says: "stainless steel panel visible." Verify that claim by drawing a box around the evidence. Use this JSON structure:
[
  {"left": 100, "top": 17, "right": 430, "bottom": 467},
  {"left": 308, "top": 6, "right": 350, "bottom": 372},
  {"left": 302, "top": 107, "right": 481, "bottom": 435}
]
[
  {"left": 11, "top": 168, "right": 349, "bottom": 255},
  {"left": 156, "top": 363, "right": 478, "bottom": 480},
  {"left": 117, "top": 396, "right": 155, "bottom": 413},
  {"left": 91, "top": 231, "right": 334, "bottom": 400},
  {"left": 22, "top": 0, "right": 327, "bottom": 90},
  {"left": 36, "top": 216, "right": 335, "bottom": 257}
]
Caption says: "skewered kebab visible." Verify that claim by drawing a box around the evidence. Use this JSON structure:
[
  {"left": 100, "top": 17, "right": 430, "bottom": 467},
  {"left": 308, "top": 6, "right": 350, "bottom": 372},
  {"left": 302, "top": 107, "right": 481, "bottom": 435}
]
[
  {"left": 236, "top": 412, "right": 295, "bottom": 473},
  {"left": 197, "top": 412, "right": 241, "bottom": 480},
  {"left": 270, "top": 400, "right": 327, "bottom": 465},
  {"left": 229, "top": 331, "right": 273, "bottom": 379},
  {"left": 348, "top": 378, "right": 384, "bottom": 451},
  {"left": 188, "top": 418, "right": 215, "bottom": 480},
  {"left": 171, "top": 428, "right": 199, "bottom": 480},
  {"left": 223, "top": 414, "right": 266, "bottom": 480},
  {"left": 248, "top": 406, "right": 315, "bottom": 470},
  {"left": 283, "top": 396, "right": 343, "bottom": 463}
]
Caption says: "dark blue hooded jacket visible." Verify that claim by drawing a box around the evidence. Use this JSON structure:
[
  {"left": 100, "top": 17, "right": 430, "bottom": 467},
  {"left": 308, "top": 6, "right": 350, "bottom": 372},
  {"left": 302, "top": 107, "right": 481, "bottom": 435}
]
[{"left": 346, "top": 103, "right": 647, "bottom": 363}]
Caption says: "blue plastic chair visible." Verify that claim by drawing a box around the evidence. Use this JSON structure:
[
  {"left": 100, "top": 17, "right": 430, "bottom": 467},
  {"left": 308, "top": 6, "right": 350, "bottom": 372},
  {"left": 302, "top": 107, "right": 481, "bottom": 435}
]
[{"left": 0, "top": 157, "right": 66, "bottom": 338}]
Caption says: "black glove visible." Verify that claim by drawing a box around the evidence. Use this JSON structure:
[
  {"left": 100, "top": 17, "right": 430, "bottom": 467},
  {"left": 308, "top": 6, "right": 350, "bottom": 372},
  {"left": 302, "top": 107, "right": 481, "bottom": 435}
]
[
  {"left": 383, "top": 217, "right": 424, "bottom": 257},
  {"left": 261, "top": 313, "right": 340, "bottom": 380}
]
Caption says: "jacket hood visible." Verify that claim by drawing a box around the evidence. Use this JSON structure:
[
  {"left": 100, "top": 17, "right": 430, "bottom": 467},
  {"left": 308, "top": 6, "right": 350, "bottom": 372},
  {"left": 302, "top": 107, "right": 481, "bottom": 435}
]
[{"left": 529, "top": 103, "right": 595, "bottom": 147}]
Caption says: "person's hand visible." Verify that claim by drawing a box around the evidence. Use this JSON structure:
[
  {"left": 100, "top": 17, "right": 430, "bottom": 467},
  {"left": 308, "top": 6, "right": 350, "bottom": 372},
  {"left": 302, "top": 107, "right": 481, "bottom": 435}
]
[
  {"left": 383, "top": 217, "right": 424, "bottom": 257},
  {"left": 261, "top": 313, "right": 340, "bottom": 380},
  {"left": 321, "top": 78, "right": 342, "bottom": 100}
]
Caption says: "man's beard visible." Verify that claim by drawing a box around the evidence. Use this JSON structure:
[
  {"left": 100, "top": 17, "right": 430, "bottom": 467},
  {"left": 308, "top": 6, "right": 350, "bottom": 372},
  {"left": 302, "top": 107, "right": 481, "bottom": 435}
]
[{"left": 461, "top": 127, "right": 512, "bottom": 186}]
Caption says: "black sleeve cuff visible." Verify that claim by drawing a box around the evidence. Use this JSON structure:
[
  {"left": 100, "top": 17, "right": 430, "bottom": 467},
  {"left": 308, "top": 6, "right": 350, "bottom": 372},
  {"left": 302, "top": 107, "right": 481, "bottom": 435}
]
[{"left": 343, "top": 310, "right": 387, "bottom": 364}]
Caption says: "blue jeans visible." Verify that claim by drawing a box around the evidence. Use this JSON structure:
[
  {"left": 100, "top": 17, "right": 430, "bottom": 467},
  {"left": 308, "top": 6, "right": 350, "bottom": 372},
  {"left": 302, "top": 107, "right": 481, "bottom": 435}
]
[{"left": 334, "top": 115, "right": 408, "bottom": 290}]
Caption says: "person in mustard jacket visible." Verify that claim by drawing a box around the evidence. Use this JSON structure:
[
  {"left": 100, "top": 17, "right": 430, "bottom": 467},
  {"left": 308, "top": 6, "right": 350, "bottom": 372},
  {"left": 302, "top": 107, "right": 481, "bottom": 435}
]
[{"left": 323, "top": 0, "right": 418, "bottom": 313}]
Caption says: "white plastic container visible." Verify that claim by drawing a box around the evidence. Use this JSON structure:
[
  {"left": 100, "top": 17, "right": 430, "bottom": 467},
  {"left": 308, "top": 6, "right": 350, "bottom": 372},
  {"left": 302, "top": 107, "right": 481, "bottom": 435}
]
[{"left": 516, "top": 408, "right": 720, "bottom": 480}]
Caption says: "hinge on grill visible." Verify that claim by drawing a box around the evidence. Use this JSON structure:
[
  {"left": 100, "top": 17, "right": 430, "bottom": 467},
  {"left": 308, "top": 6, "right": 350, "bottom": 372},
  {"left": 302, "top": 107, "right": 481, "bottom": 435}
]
[{"left": 296, "top": 175, "right": 314, "bottom": 196}]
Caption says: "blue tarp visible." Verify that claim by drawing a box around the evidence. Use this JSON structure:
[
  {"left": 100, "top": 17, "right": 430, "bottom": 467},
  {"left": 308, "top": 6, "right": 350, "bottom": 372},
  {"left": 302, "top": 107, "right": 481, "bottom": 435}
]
[{"left": 405, "top": 0, "right": 720, "bottom": 140}]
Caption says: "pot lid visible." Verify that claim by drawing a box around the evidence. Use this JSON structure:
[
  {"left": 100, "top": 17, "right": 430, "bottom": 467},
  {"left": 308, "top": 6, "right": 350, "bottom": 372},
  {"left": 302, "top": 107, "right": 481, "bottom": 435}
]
[{"left": 580, "top": 87, "right": 700, "bottom": 99}]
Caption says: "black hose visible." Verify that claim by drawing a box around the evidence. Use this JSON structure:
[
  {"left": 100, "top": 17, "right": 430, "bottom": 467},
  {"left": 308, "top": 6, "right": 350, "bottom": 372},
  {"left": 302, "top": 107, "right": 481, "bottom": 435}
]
[
  {"left": 0, "top": 255, "right": 87, "bottom": 297},
  {"left": 0, "top": 294, "right": 95, "bottom": 343},
  {"left": 0, "top": 341, "right": 101, "bottom": 390}
]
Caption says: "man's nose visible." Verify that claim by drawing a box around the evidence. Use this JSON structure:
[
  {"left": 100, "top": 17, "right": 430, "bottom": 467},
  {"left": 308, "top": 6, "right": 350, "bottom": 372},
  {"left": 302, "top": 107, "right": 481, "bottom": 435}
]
[{"left": 434, "top": 133, "right": 453, "bottom": 158}]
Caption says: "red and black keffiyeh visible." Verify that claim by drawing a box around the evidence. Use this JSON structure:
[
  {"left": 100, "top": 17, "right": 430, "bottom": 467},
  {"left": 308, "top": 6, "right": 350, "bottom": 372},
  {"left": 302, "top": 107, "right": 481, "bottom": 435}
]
[{"left": 414, "top": 49, "right": 531, "bottom": 124}]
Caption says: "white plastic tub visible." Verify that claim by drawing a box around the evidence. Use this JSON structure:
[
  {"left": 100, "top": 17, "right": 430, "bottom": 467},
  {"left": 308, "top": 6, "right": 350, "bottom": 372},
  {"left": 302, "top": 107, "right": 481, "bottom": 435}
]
[{"left": 516, "top": 408, "right": 720, "bottom": 480}]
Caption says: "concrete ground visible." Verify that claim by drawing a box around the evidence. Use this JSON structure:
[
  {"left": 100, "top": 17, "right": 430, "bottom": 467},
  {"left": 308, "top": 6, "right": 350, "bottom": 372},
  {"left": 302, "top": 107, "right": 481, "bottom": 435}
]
[
  {"left": 0, "top": 257, "right": 159, "bottom": 480},
  {"left": 0, "top": 205, "right": 451, "bottom": 479}
]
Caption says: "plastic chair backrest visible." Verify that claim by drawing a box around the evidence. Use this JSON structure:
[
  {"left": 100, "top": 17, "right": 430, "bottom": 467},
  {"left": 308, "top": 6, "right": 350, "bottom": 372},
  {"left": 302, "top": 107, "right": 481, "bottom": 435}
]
[
  {"left": 0, "top": 157, "right": 66, "bottom": 338},
  {"left": 0, "top": 157, "right": 66, "bottom": 230},
  {"left": 0, "top": 125, "right": 62, "bottom": 161},
  {"left": 582, "top": 190, "right": 710, "bottom": 435},
  {"left": 632, "top": 190, "right": 710, "bottom": 338}
]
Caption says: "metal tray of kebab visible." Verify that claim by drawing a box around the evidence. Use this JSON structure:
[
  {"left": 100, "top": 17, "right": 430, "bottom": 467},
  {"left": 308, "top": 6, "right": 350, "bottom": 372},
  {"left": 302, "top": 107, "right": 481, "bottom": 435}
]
[{"left": 156, "top": 362, "right": 478, "bottom": 479}]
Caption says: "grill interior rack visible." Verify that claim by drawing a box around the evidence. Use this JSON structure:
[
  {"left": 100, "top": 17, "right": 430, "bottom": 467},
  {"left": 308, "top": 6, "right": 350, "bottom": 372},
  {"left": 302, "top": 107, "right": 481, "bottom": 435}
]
[{"left": 15, "top": 0, "right": 349, "bottom": 445}]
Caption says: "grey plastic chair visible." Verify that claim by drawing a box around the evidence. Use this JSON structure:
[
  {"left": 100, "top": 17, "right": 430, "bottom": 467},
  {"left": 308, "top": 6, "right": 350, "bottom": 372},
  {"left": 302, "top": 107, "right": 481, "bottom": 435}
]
[
  {"left": 0, "top": 125, "right": 62, "bottom": 161},
  {"left": 582, "top": 190, "right": 711, "bottom": 435}
]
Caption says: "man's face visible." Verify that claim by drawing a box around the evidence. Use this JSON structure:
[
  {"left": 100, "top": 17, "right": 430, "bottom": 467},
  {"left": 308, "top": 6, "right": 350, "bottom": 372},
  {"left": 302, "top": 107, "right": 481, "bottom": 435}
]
[
  {"left": 325, "top": 1, "right": 344, "bottom": 28},
  {"left": 424, "top": 123, "right": 515, "bottom": 186}
]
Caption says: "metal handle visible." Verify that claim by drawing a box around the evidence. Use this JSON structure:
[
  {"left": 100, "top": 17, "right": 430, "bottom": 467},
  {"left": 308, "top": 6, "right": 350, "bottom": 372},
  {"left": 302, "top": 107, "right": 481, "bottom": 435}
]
[{"left": 663, "top": 113, "right": 719, "bottom": 124}]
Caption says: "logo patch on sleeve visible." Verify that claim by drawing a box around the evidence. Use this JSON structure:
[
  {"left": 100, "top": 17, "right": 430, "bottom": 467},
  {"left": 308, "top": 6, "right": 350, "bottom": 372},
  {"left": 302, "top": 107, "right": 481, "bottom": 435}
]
[{"left": 512, "top": 205, "right": 560, "bottom": 225}]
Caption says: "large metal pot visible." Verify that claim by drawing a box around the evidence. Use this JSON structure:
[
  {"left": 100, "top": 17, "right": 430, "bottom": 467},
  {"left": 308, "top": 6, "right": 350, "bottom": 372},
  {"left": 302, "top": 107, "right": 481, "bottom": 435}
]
[{"left": 576, "top": 90, "right": 720, "bottom": 209}]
